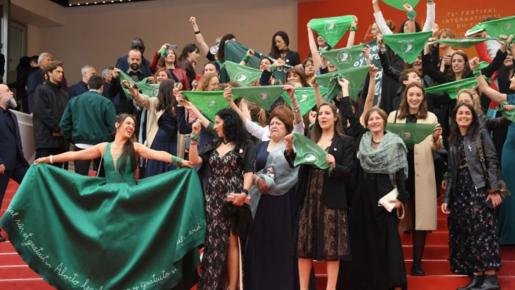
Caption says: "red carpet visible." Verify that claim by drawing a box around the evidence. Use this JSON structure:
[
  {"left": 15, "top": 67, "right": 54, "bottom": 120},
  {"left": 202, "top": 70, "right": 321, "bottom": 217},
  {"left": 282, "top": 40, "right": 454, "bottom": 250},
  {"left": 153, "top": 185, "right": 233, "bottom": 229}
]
[{"left": 1, "top": 180, "right": 515, "bottom": 289}]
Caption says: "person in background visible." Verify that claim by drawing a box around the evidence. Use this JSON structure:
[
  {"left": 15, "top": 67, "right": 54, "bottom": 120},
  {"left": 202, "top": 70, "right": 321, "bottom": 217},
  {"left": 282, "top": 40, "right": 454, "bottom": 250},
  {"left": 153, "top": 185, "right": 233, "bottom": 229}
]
[
  {"left": 269, "top": 31, "right": 300, "bottom": 67},
  {"left": 68, "top": 65, "right": 97, "bottom": 99},
  {"left": 115, "top": 37, "right": 152, "bottom": 77},
  {"left": 26, "top": 52, "right": 54, "bottom": 113},
  {"left": 60, "top": 75, "right": 116, "bottom": 176},
  {"left": 32, "top": 60, "right": 69, "bottom": 168},
  {"left": 0, "top": 84, "right": 29, "bottom": 242}
]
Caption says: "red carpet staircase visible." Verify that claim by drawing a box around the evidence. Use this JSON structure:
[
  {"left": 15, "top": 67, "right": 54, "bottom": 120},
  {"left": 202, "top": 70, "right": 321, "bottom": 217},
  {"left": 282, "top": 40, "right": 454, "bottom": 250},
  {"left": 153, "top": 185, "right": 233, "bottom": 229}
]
[{"left": 1, "top": 180, "right": 515, "bottom": 289}]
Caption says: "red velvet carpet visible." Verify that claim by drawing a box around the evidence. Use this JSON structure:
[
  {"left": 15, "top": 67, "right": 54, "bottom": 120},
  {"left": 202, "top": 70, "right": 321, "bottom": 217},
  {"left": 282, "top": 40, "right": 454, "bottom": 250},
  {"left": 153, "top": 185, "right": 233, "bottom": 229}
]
[{"left": 1, "top": 180, "right": 514, "bottom": 289}]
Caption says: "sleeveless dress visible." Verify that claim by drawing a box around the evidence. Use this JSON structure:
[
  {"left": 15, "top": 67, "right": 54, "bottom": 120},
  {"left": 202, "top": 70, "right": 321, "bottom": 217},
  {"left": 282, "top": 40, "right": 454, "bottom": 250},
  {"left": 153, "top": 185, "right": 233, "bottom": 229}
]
[{"left": 1, "top": 142, "right": 206, "bottom": 290}]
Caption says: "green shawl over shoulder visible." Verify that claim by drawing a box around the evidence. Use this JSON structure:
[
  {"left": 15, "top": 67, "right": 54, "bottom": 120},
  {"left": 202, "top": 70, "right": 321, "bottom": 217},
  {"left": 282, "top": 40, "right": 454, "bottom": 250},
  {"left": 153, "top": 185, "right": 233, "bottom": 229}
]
[{"left": 357, "top": 131, "right": 409, "bottom": 177}]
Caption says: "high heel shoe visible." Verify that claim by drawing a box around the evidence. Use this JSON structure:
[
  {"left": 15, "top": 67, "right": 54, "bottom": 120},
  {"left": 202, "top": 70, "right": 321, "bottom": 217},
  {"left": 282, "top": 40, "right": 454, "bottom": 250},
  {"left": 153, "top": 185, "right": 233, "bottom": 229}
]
[{"left": 457, "top": 275, "right": 484, "bottom": 290}]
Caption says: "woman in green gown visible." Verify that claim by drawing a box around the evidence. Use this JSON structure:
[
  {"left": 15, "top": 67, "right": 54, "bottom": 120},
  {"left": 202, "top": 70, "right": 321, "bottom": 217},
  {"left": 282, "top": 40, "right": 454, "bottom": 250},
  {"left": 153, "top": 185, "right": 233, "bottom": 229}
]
[{"left": 1, "top": 114, "right": 206, "bottom": 290}]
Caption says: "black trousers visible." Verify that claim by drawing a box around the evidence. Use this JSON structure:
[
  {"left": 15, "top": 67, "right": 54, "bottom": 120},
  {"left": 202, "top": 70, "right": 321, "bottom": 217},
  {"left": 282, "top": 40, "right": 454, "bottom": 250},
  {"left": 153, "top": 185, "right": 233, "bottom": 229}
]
[
  {"left": 73, "top": 146, "right": 104, "bottom": 177},
  {"left": 0, "top": 163, "right": 28, "bottom": 209}
]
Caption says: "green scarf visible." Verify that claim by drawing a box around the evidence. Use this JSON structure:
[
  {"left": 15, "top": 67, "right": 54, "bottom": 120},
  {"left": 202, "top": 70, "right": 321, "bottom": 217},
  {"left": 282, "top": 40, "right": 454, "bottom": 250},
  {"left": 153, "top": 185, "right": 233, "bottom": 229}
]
[{"left": 358, "top": 131, "right": 408, "bottom": 177}]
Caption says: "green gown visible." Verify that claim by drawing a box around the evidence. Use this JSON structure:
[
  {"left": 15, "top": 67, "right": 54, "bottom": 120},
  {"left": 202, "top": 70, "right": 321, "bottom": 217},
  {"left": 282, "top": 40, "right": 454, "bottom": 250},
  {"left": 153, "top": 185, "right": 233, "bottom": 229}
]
[{"left": 1, "top": 143, "right": 206, "bottom": 290}]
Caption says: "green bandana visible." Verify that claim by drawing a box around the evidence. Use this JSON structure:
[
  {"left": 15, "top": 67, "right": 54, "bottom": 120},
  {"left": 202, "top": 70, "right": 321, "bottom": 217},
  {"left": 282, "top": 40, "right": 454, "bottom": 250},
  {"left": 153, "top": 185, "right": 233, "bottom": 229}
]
[
  {"left": 224, "top": 40, "right": 262, "bottom": 68},
  {"left": 224, "top": 61, "right": 262, "bottom": 86},
  {"left": 315, "top": 65, "right": 369, "bottom": 101},
  {"left": 383, "top": 31, "right": 432, "bottom": 64},
  {"left": 308, "top": 15, "right": 357, "bottom": 47},
  {"left": 321, "top": 44, "right": 365, "bottom": 71},
  {"left": 482, "top": 16, "right": 515, "bottom": 39},
  {"left": 182, "top": 90, "right": 232, "bottom": 121},
  {"left": 232, "top": 86, "right": 284, "bottom": 111},
  {"left": 119, "top": 71, "right": 160, "bottom": 99},
  {"left": 465, "top": 23, "right": 486, "bottom": 37},
  {"left": 437, "top": 38, "right": 492, "bottom": 48},
  {"left": 292, "top": 132, "right": 330, "bottom": 170},
  {"left": 424, "top": 77, "right": 478, "bottom": 99},
  {"left": 498, "top": 102, "right": 515, "bottom": 123},
  {"left": 382, "top": 0, "right": 420, "bottom": 11},
  {"left": 282, "top": 87, "right": 329, "bottom": 116},
  {"left": 386, "top": 123, "right": 435, "bottom": 147}
]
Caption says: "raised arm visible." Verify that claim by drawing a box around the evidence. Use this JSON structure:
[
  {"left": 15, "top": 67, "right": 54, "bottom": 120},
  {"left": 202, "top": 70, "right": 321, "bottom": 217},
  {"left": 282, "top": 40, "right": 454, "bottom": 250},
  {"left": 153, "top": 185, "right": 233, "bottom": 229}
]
[
  {"left": 35, "top": 143, "right": 105, "bottom": 164},
  {"left": 346, "top": 19, "right": 358, "bottom": 48},
  {"left": 188, "top": 120, "right": 204, "bottom": 166},
  {"left": 360, "top": 65, "right": 378, "bottom": 126},
  {"left": 307, "top": 26, "right": 324, "bottom": 71},
  {"left": 127, "top": 86, "right": 151, "bottom": 109},
  {"left": 283, "top": 84, "right": 304, "bottom": 128},
  {"left": 476, "top": 75, "right": 508, "bottom": 103},
  {"left": 372, "top": 0, "right": 393, "bottom": 35},
  {"left": 422, "top": 0, "right": 436, "bottom": 32},
  {"left": 177, "top": 94, "right": 211, "bottom": 129},
  {"left": 134, "top": 143, "right": 191, "bottom": 168},
  {"left": 189, "top": 16, "right": 210, "bottom": 58}
]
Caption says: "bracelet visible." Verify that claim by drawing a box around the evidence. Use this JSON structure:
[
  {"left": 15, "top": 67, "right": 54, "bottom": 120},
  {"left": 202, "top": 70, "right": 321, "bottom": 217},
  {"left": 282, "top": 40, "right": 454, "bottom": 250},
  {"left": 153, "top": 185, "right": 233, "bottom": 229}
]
[
  {"left": 406, "top": 10, "right": 417, "bottom": 20},
  {"left": 194, "top": 30, "right": 201, "bottom": 34},
  {"left": 242, "top": 189, "right": 249, "bottom": 195},
  {"left": 293, "top": 107, "right": 300, "bottom": 113},
  {"left": 49, "top": 155, "right": 54, "bottom": 164},
  {"left": 242, "top": 54, "right": 251, "bottom": 63},
  {"left": 190, "top": 133, "right": 200, "bottom": 142},
  {"left": 171, "top": 155, "right": 183, "bottom": 165},
  {"left": 350, "top": 26, "right": 357, "bottom": 32}
]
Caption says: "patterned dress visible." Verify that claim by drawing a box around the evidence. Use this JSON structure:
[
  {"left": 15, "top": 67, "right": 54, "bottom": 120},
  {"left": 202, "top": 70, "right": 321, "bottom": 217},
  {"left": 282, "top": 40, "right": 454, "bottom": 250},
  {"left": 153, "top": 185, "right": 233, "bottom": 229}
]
[
  {"left": 448, "top": 140, "right": 501, "bottom": 274},
  {"left": 199, "top": 149, "right": 244, "bottom": 290},
  {"left": 297, "top": 167, "right": 350, "bottom": 260}
]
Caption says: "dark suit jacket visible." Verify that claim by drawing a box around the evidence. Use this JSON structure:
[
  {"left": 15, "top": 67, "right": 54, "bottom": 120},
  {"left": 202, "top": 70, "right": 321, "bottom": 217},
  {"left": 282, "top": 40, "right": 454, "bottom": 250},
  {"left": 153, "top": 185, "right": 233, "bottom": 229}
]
[
  {"left": 0, "top": 109, "right": 29, "bottom": 169},
  {"left": 286, "top": 134, "right": 356, "bottom": 209}
]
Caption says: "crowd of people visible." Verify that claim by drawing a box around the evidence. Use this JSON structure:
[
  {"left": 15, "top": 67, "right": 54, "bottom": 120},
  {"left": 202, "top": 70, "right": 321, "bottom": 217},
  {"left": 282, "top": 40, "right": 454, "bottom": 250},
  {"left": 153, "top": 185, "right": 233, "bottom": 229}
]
[{"left": 0, "top": 1, "right": 514, "bottom": 290}]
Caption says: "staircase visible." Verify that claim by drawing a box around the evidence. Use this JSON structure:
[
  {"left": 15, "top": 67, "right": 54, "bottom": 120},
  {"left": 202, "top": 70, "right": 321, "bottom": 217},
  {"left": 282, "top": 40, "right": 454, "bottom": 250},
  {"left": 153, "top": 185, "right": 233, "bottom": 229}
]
[
  {"left": 313, "top": 201, "right": 515, "bottom": 289},
  {"left": 2, "top": 179, "right": 515, "bottom": 289}
]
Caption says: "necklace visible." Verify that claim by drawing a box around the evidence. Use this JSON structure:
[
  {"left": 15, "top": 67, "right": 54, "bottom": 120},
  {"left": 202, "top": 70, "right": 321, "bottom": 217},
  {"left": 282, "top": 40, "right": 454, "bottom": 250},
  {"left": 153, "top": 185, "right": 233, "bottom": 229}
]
[{"left": 371, "top": 138, "right": 382, "bottom": 145}]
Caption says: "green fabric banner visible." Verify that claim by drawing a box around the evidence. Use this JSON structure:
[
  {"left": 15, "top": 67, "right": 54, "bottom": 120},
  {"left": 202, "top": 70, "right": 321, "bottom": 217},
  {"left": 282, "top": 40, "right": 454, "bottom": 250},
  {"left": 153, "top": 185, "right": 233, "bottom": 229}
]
[
  {"left": 498, "top": 103, "right": 515, "bottom": 123},
  {"left": 386, "top": 123, "right": 435, "bottom": 147},
  {"left": 0, "top": 164, "right": 206, "bottom": 290},
  {"left": 232, "top": 86, "right": 284, "bottom": 111},
  {"left": 224, "top": 40, "right": 262, "bottom": 68},
  {"left": 382, "top": 0, "right": 420, "bottom": 11},
  {"left": 224, "top": 61, "right": 262, "bottom": 86},
  {"left": 315, "top": 65, "right": 369, "bottom": 101},
  {"left": 466, "top": 23, "right": 486, "bottom": 37},
  {"left": 482, "top": 16, "right": 515, "bottom": 39},
  {"left": 282, "top": 87, "right": 329, "bottom": 116},
  {"left": 182, "top": 90, "right": 230, "bottom": 121},
  {"left": 383, "top": 31, "right": 432, "bottom": 64},
  {"left": 436, "top": 38, "right": 492, "bottom": 48},
  {"left": 293, "top": 132, "right": 330, "bottom": 169},
  {"left": 424, "top": 77, "right": 478, "bottom": 99},
  {"left": 119, "top": 70, "right": 160, "bottom": 99},
  {"left": 308, "top": 15, "right": 356, "bottom": 47},
  {"left": 321, "top": 44, "right": 365, "bottom": 71}
]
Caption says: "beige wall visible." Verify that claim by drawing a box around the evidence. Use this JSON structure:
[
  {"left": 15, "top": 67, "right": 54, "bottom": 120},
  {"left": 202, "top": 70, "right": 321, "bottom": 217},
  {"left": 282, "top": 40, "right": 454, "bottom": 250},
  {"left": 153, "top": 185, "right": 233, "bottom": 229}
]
[{"left": 24, "top": 0, "right": 297, "bottom": 83}]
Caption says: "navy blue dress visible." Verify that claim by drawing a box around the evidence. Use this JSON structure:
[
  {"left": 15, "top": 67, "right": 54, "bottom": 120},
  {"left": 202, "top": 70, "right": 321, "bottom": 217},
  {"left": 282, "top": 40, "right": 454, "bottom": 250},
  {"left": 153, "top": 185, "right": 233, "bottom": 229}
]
[
  {"left": 244, "top": 141, "right": 296, "bottom": 290},
  {"left": 145, "top": 111, "right": 178, "bottom": 177}
]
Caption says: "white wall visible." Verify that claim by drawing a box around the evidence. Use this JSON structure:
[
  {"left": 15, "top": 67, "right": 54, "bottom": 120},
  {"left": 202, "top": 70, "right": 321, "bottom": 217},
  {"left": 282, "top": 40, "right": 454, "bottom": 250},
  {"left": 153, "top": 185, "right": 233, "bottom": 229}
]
[{"left": 28, "top": 0, "right": 297, "bottom": 83}]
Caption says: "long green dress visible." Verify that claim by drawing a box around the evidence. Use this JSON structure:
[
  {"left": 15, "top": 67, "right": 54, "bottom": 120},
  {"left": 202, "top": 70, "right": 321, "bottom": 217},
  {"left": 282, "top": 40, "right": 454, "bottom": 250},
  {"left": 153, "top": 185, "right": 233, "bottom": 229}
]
[{"left": 1, "top": 143, "right": 206, "bottom": 290}]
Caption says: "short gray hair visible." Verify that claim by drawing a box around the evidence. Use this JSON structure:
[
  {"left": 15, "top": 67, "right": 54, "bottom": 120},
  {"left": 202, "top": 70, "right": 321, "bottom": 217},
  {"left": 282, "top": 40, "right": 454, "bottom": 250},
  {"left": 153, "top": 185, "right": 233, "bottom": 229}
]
[
  {"left": 101, "top": 67, "right": 113, "bottom": 78},
  {"left": 37, "top": 52, "right": 53, "bottom": 64},
  {"left": 81, "top": 65, "right": 95, "bottom": 76}
]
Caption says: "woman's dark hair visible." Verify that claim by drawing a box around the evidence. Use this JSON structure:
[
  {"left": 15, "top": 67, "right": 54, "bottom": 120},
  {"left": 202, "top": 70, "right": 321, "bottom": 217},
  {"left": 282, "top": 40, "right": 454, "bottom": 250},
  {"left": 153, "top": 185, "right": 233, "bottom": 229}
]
[
  {"left": 115, "top": 114, "right": 138, "bottom": 174},
  {"left": 287, "top": 65, "right": 310, "bottom": 87},
  {"left": 311, "top": 103, "right": 344, "bottom": 143},
  {"left": 179, "top": 43, "right": 200, "bottom": 83},
  {"left": 399, "top": 19, "right": 422, "bottom": 33},
  {"left": 216, "top": 108, "right": 248, "bottom": 148},
  {"left": 217, "top": 33, "right": 236, "bottom": 62},
  {"left": 449, "top": 50, "right": 472, "bottom": 80},
  {"left": 205, "top": 61, "right": 221, "bottom": 74},
  {"left": 270, "top": 31, "right": 290, "bottom": 59},
  {"left": 156, "top": 79, "right": 177, "bottom": 112},
  {"left": 397, "top": 83, "right": 428, "bottom": 119},
  {"left": 449, "top": 103, "right": 480, "bottom": 145}
]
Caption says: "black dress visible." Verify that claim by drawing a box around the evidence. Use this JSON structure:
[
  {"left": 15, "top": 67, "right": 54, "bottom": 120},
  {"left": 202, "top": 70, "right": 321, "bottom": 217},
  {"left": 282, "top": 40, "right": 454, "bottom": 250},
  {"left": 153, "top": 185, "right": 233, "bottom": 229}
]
[
  {"left": 145, "top": 112, "right": 178, "bottom": 177},
  {"left": 244, "top": 142, "right": 296, "bottom": 290},
  {"left": 448, "top": 139, "right": 501, "bottom": 274}
]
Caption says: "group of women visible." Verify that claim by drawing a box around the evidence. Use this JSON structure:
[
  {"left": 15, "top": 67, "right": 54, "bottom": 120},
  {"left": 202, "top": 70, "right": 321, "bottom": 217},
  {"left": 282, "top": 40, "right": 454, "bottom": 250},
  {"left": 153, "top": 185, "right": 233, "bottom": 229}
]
[{"left": 1, "top": 1, "right": 514, "bottom": 290}]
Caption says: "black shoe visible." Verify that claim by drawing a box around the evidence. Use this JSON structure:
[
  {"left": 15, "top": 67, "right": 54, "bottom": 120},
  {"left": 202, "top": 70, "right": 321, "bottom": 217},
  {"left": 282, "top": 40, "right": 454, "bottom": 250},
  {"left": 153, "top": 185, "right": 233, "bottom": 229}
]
[
  {"left": 457, "top": 275, "right": 484, "bottom": 290},
  {"left": 471, "top": 275, "right": 500, "bottom": 290},
  {"left": 411, "top": 262, "right": 426, "bottom": 276}
]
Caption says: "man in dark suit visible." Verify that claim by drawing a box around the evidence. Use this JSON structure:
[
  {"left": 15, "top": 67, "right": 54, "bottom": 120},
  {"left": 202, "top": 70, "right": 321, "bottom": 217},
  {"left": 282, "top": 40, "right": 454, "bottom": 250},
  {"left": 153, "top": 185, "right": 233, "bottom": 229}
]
[
  {"left": 0, "top": 84, "right": 29, "bottom": 241},
  {"left": 68, "top": 65, "right": 97, "bottom": 99}
]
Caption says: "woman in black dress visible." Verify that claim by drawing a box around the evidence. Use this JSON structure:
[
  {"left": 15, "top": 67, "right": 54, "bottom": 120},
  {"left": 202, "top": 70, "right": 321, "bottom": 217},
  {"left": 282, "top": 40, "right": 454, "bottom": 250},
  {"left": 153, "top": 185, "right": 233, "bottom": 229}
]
[
  {"left": 441, "top": 103, "right": 503, "bottom": 290},
  {"left": 269, "top": 31, "right": 301, "bottom": 67},
  {"left": 189, "top": 109, "right": 255, "bottom": 290},
  {"left": 284, "top": 102, "right": 355, "bottom": 290}
]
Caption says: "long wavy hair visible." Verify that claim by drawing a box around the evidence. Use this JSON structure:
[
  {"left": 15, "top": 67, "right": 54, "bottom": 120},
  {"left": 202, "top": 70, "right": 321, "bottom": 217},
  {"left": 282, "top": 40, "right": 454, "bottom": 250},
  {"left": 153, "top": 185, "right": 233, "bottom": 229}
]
[
  {"left": 216, "top": 108, "right": 249, "bottom": 149},
  {"left": 311, "top": 103, "right": 344, "bottom": 143},
  {"left": 156, "top": 79, "right": 177, "bottom": 113},
  {"left": 115, "top": 114, "right": 138, "bottom": 174},
  {"left": 397, "top": 83, "right": 428, "bottom": 120}
]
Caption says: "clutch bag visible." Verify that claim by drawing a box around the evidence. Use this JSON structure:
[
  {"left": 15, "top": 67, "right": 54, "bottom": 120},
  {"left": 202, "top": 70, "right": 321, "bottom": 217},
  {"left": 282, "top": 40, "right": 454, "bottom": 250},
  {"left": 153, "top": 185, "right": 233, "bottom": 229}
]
[{"left": 378, "top": 188, "right": 399, "bottom": 212}]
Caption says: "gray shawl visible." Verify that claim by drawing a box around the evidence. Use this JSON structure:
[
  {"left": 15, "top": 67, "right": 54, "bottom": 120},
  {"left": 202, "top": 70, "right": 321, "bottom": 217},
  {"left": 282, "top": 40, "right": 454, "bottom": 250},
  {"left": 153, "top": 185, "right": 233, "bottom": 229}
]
[{"left": 357, "top": 131, "right": 409, "bottom": 178}]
